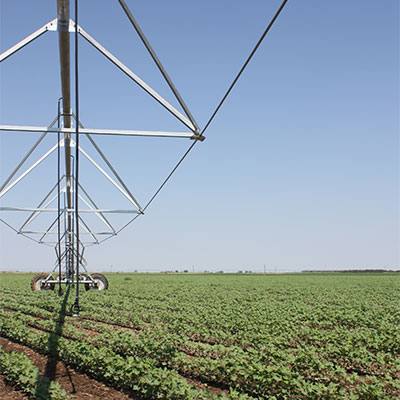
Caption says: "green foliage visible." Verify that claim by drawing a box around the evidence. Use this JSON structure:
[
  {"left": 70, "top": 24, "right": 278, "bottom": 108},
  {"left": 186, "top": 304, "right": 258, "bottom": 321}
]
[
  {"left": 0, "top": 273, "right": 399, "bottom": 399},
  {"left": 0, "top": 346, "right": 70, "bottom": 399}
]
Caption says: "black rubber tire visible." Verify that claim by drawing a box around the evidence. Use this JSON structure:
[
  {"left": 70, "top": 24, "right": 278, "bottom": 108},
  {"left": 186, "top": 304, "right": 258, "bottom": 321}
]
[
  {"left": 90, "top": 273, "right": 108, "bottom": 290},
  {"left": 30, "top": 273, "right": 55, "bottom": 291}
]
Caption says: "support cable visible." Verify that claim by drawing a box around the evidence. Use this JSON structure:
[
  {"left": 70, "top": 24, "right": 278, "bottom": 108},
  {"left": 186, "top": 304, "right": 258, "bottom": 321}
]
[
  {"left": 144, "top": 0, "right": 289, "bottom": 212},
  {"left": 73, "top": 0, "right": 80, "bottom": 317},
  {"left": 99, "top": 0, "right": 289, "bottom": 240}
]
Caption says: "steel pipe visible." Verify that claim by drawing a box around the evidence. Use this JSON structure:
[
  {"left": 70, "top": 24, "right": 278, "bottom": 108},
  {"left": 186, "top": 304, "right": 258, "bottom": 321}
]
[{"left": 57, "top": 0, "right": 73, "bottom": 250}]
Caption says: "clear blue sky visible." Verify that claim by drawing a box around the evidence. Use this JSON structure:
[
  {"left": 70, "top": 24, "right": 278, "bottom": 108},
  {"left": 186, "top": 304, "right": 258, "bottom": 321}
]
[{"left": 0, "top": 0, "right": 398, "bottom": 272}]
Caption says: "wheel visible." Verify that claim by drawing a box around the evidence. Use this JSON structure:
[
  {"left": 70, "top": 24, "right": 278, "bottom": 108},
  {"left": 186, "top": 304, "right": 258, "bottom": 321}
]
[
  {"left": 30, "top": 273, "right": 55, "bottom": 291},
  {"left": 89, "top": 273, "right": 108, "bottom": 290}
]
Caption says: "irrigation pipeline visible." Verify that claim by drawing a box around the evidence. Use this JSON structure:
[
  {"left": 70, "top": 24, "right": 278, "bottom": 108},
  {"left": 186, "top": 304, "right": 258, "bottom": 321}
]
[
  {"left": 73, "top": 0, "right": 80, "bottom": 317},
  {"left": 100, "top": 0, "right": 290, "bottom": 243}
]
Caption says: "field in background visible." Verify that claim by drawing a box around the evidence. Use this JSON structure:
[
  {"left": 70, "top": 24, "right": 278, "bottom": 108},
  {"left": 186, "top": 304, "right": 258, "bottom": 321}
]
[{"left": 0, "top": 273, "right": 399, "bottom": 399}]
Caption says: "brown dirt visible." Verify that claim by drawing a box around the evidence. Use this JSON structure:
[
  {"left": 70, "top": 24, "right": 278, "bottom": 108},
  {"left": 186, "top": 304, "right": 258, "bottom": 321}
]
[
  {"left": 0, "top": 336, "right": 228, "bottom": 398},
  {"left": 0, "top": 337, "right": 135, "bottom": 400},
  {"left": 0, "top": 310, "right": 229, "bottom": 397},
  {"left": 0, "top": 376, "right": 29, "bottom": 400},
  {"left": 185, "top": 377, "right": 227, "bottom": 396}
]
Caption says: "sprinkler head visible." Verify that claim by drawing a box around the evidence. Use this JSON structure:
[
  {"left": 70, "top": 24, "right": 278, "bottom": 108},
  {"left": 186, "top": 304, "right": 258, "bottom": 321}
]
[{"left": 71, "top": 302, "right": 80, "bottom": 318}]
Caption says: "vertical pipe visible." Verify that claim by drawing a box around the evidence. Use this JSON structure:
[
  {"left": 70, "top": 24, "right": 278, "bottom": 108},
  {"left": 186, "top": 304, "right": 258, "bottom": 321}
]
[
  {"left": 57, "top": 98, "right": 62, "bottom": 295},
  {"left": 73, "top": 0, "right": 80, "bottom": 317},
  {"left": 56, "top": 0, "right": 73, "bottom": 277}
]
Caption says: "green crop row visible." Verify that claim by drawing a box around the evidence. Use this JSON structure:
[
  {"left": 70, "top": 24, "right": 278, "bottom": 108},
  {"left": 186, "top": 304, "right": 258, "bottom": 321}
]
[
  {"left": 1, "top": 273, "right": 399, "bottom": 399},
  {"left": 0, "top": 345, "right": 71, "bottom": 400},
  {"left": 0, "top": 315, "right": 255, "bottom": 399}
]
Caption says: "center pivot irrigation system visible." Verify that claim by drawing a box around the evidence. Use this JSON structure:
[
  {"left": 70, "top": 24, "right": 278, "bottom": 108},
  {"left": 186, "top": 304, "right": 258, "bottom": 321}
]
[{"left": 0, "top": 0, "right": 288, "bottom": 315}]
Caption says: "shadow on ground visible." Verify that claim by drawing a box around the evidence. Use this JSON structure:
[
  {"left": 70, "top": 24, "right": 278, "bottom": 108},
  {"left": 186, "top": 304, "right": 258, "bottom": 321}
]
[{"left": 35, "top": 285, "right": 73, "bottom": 398}]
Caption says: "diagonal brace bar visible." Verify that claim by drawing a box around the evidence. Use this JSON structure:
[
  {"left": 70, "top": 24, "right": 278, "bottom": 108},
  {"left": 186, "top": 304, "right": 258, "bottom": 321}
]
[
  {"left": 77, "top": 191, "right": 116, "bottom": 234},
  {"left": 0, "top": 19, "right": 57, "bottom": 63},
  {"left": 0, "top": 116, "right": 59, "bottom": 193},
  {"left": 0, "top": 139, "right": 64, "bottom": 199},
  {"left": 75, "top": 141, "right": 142, "bottom": 211},
  {"left": 117, "top": 0, "right": 200, "bottom": 134},
  {"left": 19, "top": 177, "right": 66, "bottom": 231},
  {"left": 76, "top": 23, "right": 196, "bottom": 132},
  {"left": 75, "top": 180, "right": 116, "bottom": 233},
  {"left": 72, "top": 114, "right": 142, "bottom": 221}
]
